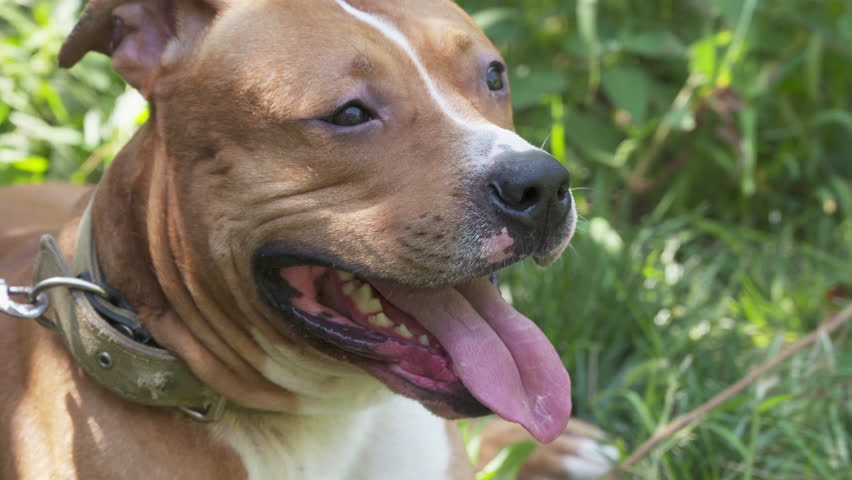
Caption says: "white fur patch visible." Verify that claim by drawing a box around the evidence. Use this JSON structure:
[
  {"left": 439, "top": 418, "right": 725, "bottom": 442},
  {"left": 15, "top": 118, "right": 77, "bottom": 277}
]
[
  {"left": 251, "top": 328, "right": 389, "bottom": 414},
  {"left": 351, "top": 396, "right": 452, "bottom": 480},
  {"left": 214, "top": 395, "right": 452, "bottom": 480},
  {"left": 214, "top": 407, "right": 376, "bottom": 480}
]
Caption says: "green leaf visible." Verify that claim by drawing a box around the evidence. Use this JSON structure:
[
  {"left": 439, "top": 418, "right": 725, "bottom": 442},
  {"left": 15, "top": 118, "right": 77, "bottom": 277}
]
[
  {"left": 757, "top": 393, "right": 794, "bottom": 413},
  {"left": 563, "top": 111, "right": 622, "bottom": 164},
  {"left": 549, "top": 96, "right": 568, "bottom": 165},
  {"left": 471, "top": 8, "right": 517, "bottom": 31},
  {"left": 705, "top": 423, "right": 751, "bottom": 460},
  {"left": 739, "top": 106, "right": 757, "bottom": 196},
  {"left": 11, "top": 156, "right": 48, "bottom": 173},
  {"left": 577, "top": 0, "right": 600, "bottom": 97},
  {"left": 509, "top": 65, "right": 568, "bottom": 110},
  {"left": 619, "top": 30, "right": 688, "bottom": 58},
  {"left": 602, "top": 65, "right": 651, "bottom": 125},
  {"left": 476, "top": 441, "right": 535, "bottom": 480}
]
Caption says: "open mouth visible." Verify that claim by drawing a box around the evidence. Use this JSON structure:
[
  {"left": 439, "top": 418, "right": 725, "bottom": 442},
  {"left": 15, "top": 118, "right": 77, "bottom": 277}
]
[{"left": 254, "top": 249, "right": 572, "bottom": 443}]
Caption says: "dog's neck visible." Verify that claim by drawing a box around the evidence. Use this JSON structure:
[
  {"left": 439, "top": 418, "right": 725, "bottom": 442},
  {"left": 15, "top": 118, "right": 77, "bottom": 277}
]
[
  {"left": 86, "top": 120, "right": 387, "bottom": 416},
  {"left": 91, "top": 123, "right": 164, "bottom": 318}
]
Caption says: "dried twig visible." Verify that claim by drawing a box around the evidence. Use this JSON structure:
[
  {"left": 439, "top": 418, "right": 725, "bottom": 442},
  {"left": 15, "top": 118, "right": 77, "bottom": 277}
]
[{"left": 606, "top": 303, "right": 852, "bottom": 480}]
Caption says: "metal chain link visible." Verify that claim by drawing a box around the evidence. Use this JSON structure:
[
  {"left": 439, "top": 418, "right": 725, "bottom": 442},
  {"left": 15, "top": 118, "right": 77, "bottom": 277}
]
[{"left": 0, "top": 276, "right": 109, "bottom": 322}]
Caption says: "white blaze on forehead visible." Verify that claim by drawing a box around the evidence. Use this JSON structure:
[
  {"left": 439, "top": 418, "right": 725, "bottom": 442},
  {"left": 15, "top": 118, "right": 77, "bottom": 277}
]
[
  {"left": 334, "top": 0, "right": 543, "bottom": 165},
  {"left": 334, "top": 0, "right": 468, "bottom": 126}
]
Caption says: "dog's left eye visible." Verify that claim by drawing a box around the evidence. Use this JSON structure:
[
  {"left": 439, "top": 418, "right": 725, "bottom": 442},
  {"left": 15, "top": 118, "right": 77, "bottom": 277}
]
[
  {"left": 486, "top": 62, "right": 506, "bottom": 91},
  {"left": 329, "top": 102, "right": 373, "bottom": 127}
]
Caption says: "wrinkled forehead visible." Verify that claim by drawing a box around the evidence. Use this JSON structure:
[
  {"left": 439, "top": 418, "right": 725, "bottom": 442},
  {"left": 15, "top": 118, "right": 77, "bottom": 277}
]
[{"left": 203, "top": 0, "right": 503, "bottom": 118}]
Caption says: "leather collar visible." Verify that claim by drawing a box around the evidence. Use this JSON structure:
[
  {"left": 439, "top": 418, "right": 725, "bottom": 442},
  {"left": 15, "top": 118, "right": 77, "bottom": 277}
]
[{"left": 33, "top": 198, "right": 226, "bottom": 421}]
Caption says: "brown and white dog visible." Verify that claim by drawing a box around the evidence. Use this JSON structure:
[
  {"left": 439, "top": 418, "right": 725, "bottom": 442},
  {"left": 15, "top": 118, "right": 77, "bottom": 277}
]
[{"left": 0, "top": 0, "right": 617, "bottom": 478}]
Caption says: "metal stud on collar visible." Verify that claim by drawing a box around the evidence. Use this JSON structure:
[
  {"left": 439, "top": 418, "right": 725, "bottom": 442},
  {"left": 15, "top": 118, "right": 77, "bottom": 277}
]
[{"left": 96, "top": 351, "right": 113, "bottom": 369}]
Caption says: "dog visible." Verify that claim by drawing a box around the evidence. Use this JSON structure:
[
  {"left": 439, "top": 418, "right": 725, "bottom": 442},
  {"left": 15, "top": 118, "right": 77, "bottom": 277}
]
[{"left": 0, "top": 0, "right": 617, "bottom": 478}]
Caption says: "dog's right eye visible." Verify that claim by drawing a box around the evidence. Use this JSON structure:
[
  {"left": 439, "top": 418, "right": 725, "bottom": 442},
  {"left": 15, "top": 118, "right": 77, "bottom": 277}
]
[{"left": 328, "top": 103, "right": 373, "bottom": 127}]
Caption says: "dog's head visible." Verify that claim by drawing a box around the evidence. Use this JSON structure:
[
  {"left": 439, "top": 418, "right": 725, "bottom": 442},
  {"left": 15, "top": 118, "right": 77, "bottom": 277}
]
[{"left": 62, "top": 0, "right": 575, "bottom": 442}]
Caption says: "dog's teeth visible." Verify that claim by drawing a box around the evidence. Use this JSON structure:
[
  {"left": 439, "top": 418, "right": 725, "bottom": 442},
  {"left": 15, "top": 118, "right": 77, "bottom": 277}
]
[
  {"left": 338, "top": 271, "right": 354, "bottom": 281},
  {"left": 362, "top": 298, "right": 382, "bottom": 314},
  {"left": 353, "top": 283, "right": 372, "bottom": 302},
  {"left": 342, "top": 282, "right": 358, "bottom": 296},
  {"left": 418, "top": 334, "right": 430, "bottom": 346},
  {"left": 352, "top": 283, "right": 382, "bottom": 313},
  {"left": 368, "top": 313, "right": 394, "bottom": 328},
  {"left": 394, "top": 324, "right": 414, "bottom": 339}
]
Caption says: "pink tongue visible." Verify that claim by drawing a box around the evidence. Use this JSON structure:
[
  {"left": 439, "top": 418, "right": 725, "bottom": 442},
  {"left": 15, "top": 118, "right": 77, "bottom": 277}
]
[{"left": 373, "top": 277, "right": 571, "bottom": 443}]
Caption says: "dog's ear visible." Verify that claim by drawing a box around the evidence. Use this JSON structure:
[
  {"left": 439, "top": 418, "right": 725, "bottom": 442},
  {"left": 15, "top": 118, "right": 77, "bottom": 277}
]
[{"left": 59, "top": 0, "right": 219, "bottom": 96}]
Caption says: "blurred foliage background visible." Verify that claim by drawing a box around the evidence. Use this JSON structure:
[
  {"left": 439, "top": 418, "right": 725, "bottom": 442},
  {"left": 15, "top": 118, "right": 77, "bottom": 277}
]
[{"left": 2, "top": 0, "right": 851, "bottom": 478}]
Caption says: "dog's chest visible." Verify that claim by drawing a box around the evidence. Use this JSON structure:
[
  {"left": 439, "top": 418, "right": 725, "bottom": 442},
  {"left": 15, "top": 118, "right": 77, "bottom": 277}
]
[{"left": 214, "top": 396, "right": 453, "bottom": 480}]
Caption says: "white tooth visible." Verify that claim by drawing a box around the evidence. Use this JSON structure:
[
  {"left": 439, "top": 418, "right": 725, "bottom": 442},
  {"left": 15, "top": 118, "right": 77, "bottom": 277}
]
[
  {"left": 353, "top": 283, "right": 382, "bottom": 313},
  {"left": 363, "top": 298, "right": 382, "bottom": 314},
  {"left": 368, "top": 313, "right": 394, "bottom": 328},
  {"left": 338, "top": 271, "right": 354, "bottom": 281},
  {"left": 342, "top": 282, "right": 357, "bottom": 296},
  {"left": 354, "top": 283, "right": 372, "bottom": 302},
  {"left": 395, "top": 324, "right": 414, "bottom": 339},
  {"left": 418, "top": 334, "right": 430, "bottom": 346}
]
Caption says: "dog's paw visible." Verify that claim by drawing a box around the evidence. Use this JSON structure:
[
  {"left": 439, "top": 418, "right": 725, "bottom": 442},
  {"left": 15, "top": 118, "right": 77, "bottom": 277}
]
[{"left": 477, "top": 418, "right": 619, "bottom": 480}]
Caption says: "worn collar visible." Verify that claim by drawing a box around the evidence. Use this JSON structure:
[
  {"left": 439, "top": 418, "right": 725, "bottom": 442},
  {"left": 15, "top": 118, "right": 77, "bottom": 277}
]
[{"left": 33, "top": 197, "right": 226, "bottom": 421}]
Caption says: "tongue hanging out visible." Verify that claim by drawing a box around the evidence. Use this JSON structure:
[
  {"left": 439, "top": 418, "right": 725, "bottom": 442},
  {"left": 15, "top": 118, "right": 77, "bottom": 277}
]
[
  {"left": 278, "top": 265, "right": 573, "bottom": 443},
  {"left": 372, "top": 276, "right": 572, "bottom": 443}
]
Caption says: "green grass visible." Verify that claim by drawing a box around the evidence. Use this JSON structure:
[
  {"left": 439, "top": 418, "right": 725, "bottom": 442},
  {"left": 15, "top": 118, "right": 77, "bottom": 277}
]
[{"left": 2, "top": 0, "right": 851, "bottom": 478}]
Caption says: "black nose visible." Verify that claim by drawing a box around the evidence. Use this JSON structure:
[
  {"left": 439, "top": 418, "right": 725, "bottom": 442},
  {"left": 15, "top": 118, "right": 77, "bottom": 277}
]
[{"left": 488, "top": 151, "right": 571, "bottom": 229}]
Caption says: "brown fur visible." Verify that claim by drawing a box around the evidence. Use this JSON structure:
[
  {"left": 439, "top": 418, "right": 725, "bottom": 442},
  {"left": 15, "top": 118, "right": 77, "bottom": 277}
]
[{"left": 1, "top": 0, "right": 596, "bottom": 478}]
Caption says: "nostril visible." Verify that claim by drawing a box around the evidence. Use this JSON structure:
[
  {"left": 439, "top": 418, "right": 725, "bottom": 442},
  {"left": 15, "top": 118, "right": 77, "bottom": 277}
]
[
  {"left": 556, "top": 183, "right": 569, "bottom": 203},
  {"left": 490, "top": 181, "right": 540, "bottom": 213},
  {"left": 519, "top": 186, "right": 539, "bottom": 210}
]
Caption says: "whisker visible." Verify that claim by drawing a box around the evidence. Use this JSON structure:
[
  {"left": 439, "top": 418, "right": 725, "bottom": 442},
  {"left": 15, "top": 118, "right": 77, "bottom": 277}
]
[{"left": 567, "top": 243, "right": 578, "bottom": 257}]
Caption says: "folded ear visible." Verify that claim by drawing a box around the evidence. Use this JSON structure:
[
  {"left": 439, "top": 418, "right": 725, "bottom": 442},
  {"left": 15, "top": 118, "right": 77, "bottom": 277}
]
[{"left": 59, "top": 0, "right": 218, "bottom": 96}]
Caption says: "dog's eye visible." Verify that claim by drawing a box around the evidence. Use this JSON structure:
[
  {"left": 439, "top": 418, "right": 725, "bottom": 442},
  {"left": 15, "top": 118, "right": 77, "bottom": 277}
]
[
  {"left": 486, "top": 62, "right": 506, "bottom": 91},
  {"left": 329, "top": 103, "right": 372, "bottom": 127}
]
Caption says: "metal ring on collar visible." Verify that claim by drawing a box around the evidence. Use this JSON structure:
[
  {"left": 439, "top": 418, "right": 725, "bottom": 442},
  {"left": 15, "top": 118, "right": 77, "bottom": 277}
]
[{"left": 30, "top": 276, "right": 110, "bottom": 303}]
